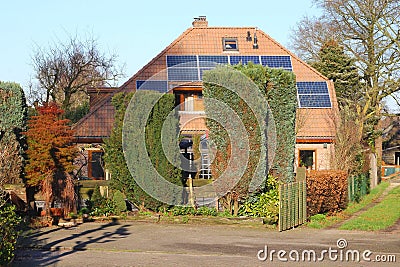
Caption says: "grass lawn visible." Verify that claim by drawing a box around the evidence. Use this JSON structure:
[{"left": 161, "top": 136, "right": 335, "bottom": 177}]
[
  {"left": 339, "top": 184, "right": 400, "bottom": 230},
  {"left": 306, "top": 181, "right": 390, "bottom": 229}
]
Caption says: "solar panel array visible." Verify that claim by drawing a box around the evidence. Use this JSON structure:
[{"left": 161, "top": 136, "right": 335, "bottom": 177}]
[
  {"left": 261, "top": 56, "right": 292, "bottom": 70},
  {"left": 136, "top": 80, "right": 168, "bottom": 92},
  {"left": 297, "top": 82, "right": 332, "bottom": 108},
  {"left": 164, "top": 55, "right": 294, "bottom": 82},
  {"left": 166, "top": 55, "right": 197, "bottom": 67},
  {"left": 135, "top": 56, "right": 332, "bottom": 109},
  {"left": 198, "top": 55, "right": 228, "bottom": 66},
  {"left": 230, "top": 56, "right": 260, "bottom": 65}
]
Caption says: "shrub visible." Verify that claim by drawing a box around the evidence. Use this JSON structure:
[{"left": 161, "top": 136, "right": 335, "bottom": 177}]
[
  {"left": 112, "top": 190, "right": 126, "bottom": 214},
  {"left": 168, "top": 206, "right": 218, "bottom": 216},
  {"left": 169, "top": 206, "right": 196, "bottom": 216},
  {"left": 238, "top": 191, "right": 279, "bottom": 222},
  {"left": 90, "top": 199, "right": 116, "bottom": 217},
  {"left": 0, "top": 204, "right": 21, "bottom": 266},
  {"left": 87, "top": 185, "right": 117, "bottom": 217},
  {"left": 238, "top": 175, "right": 279, "bottom": 223},
  {"left": 203, "top": 65, "right": 296, "bottom": 214},
  {"left": 91, "top": 185, "right": 104, "bottom": 207},
  {"left": 196, "top": 206, "right": 218, "bottom": 216},
  {"left": 306, "top": 170, "right": 348, "bottom": 217}
]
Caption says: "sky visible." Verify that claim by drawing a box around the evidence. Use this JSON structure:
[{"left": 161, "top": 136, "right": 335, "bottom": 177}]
[{"left": 0, "top": 0, "right": 322, "bottom": 91}]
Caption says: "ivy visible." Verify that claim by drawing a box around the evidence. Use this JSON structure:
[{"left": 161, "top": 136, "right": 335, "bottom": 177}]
[
  {"left": 105, "top": 91, "right": 182, "bottom": 211},
  {"left": 203, "top": 63, "right": 296, "bottom": 205},
  {"left": 233, "top": 64, "right": 297, "bottom": 182}
]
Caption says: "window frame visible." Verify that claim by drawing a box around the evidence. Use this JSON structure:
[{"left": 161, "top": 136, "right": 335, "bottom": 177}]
[
  {"left": 87, "top": 149, "right": 105, "bottom": 180},
  {"left": 298, "top": 149, "right": 317, "bottom": 170},
  {"left": 222, "top": 38, "right": 239, "bottom": 51}
]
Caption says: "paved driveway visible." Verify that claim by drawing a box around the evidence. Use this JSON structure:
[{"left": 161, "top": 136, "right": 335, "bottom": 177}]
[{"left": 14, "top": 221, "right": 399, "bottom": 266}]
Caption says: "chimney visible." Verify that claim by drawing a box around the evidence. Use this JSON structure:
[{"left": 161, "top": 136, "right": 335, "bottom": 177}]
[{"left": 192, "top": 16, "right": 208, "bottom": 28}]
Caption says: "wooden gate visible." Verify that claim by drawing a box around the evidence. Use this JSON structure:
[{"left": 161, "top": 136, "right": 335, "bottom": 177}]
[{"left": 279, "top": 180, "right": 307, "bottom": 231}]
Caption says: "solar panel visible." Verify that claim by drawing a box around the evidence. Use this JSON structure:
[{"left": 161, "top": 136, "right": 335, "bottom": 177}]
[
  {"left": 230, "top": 56, "right": 260, "bottom": 65},
  {"left": 297, "top": 82, "right": 331, "bottom": 108},
  {"left": 166, "top": 55, "right": 197, "bottom": 67},
  {"left": 297, "top": 82, "right": 329, "bottom": 94},
  {"left": 167, "top": 68, "right": 199, "bottom": 81},
  {"left": 299, "top": 95, "right": 332, "bottom": 108},
  {"left": 261, "top": 56, "right": 292, "bottom": 70},
  {"left": 199, "top": 55, "right": 228, "bottom": 67},
  {"left": 136, "top": 80, "right": 168, "bottom": 92}
]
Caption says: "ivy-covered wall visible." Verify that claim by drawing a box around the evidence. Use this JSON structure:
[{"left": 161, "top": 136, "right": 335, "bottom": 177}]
[
  {"left": 105, "top": 91, "right": 182, "bottom": 210},
  {"left": 203, "top": 67, "right": 265, "bottom": 203},
  {"left": 234, "top": 64, "right": 297, "bottom": 182},
  {"left": 203, "top": 63, "right": 297, "bottom": 198}
]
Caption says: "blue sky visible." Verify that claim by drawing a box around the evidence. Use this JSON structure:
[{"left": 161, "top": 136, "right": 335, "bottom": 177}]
[{"left": 1, "top": 0, "right": 321, "bottom": 90}]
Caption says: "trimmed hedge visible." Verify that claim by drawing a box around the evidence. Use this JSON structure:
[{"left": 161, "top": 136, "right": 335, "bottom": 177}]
[
  {"left": 233, "top": 64, "right": 297, "bottom": 183},
  {"left": 306, "top": 170, "right": 348, "bottom": 216},
  {"left": 106, "top": 91, "right": 182, "bottom": 210}
]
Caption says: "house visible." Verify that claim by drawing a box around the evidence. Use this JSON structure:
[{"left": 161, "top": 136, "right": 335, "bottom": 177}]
[
  {"left": 73, "top": 16, "right": 339, "bottom": 179},
  {"left": 382, "top": 116, "right": 400, "bottom": 169}
]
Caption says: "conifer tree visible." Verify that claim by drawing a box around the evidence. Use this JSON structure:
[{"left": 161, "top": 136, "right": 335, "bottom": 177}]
[
  {"left": 0, "top": 81, "right": 28, "bottom": 185},
  {"left": 311, "top": 40, "right": 361, "bottom": 106},
  {"left": 25, "top": 103, "right": 77, "bottom": 216}
]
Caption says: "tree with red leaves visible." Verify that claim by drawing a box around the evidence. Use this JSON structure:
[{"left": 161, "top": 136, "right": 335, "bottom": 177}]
[{"left": 25, "top": 102, "right": 77, "bottom": 217}]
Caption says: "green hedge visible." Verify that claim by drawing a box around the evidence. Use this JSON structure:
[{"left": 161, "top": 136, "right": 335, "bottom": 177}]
[
  {"left": 105, "top": 91, "right": 182, "bottom": 210},
  {"left": 0, "top": 81, "right": 28, "bottom": 185},
  {"left": 203, "top": 64, "right": 297, "bottom": 199},
  {"left": 203, "top": 65, "right": 266, "bottom": 212},
  {"left": 0, "top": 204, "right": 21, "bottom": 266},
  {"left": 233, "top": 64, "right": 297, "bottom": 182}
]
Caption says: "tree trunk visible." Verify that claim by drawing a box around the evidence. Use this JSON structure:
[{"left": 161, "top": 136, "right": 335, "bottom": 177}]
[
  {"left": 370, "top": 153, "right": 378, "bottom": 189},
  {"left": 233, "top": 199, "right": 239, "bottom": 216}
]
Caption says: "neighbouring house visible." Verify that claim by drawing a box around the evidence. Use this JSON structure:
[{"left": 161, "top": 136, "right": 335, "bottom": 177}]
[
  {"left": 73, "top": 16, "right": 339, "bottom": 180},
  {"left": 382, "top": 116, "right": 400, "bottom": 166}
]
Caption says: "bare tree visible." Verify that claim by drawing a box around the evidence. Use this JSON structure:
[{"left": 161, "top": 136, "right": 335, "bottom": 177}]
[
  {"left": 330, "top": 105, "right": 365, "bottom": 173},
  {"left": 291, "top": 0, "right": 400, "bottom": 186},
  {"left": 289, "top": 15, "right": 342, "bottom": 62},
  {"left": 31, "top": 34, "right": 124, "bottom": 111}
]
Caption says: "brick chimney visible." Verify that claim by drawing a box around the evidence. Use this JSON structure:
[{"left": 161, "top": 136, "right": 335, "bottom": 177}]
[{"left": 192, "top": 16, "right": 208, "bottom": 28}]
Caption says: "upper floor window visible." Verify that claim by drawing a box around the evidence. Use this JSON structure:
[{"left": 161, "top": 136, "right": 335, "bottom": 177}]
[{"left": 222, "top": 38, "right": 238, "bottom": 51}]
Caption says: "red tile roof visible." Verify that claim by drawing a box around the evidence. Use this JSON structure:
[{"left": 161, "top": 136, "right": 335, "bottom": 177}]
[{"left": 73, "top": 21, "right": 338, "bottom": 142}]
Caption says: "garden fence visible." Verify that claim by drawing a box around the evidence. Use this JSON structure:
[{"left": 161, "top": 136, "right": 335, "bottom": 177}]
[
  {"left": 279, "top": 180, "right": 307, "bottom": 231},
  {"left": 348, "top": 173, "right": 370, "bottom": 203}
]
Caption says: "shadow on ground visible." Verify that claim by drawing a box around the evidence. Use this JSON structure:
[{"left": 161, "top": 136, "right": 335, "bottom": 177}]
[{"left": 14, "top": 219, "right": 130, "bottom": 266}]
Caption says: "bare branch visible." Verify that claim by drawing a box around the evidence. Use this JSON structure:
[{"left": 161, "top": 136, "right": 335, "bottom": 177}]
[{"left": 31, "top": 33, "right": 125, "bottom": 111}]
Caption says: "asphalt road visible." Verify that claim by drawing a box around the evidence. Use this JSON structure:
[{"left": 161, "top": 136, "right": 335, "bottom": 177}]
[{"left": 14, "top": 221, "right": 399, "bottom": 267}]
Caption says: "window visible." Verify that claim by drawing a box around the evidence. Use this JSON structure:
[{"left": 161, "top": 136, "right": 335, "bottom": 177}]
[
  {"left": 395, "top": 152, "right": 400, "bottom": 165},
  {"left": 175, "top": 92, "right": 204, "bottom": 112},
  {"left": 222, "top": 38, "right": 238, "bottom": 51},
  {"left": 88, "top": 150, "right": 104, "bottom": 179},
  {"left": 299, "top": 149, "right": 316, "bottom": 170}
]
